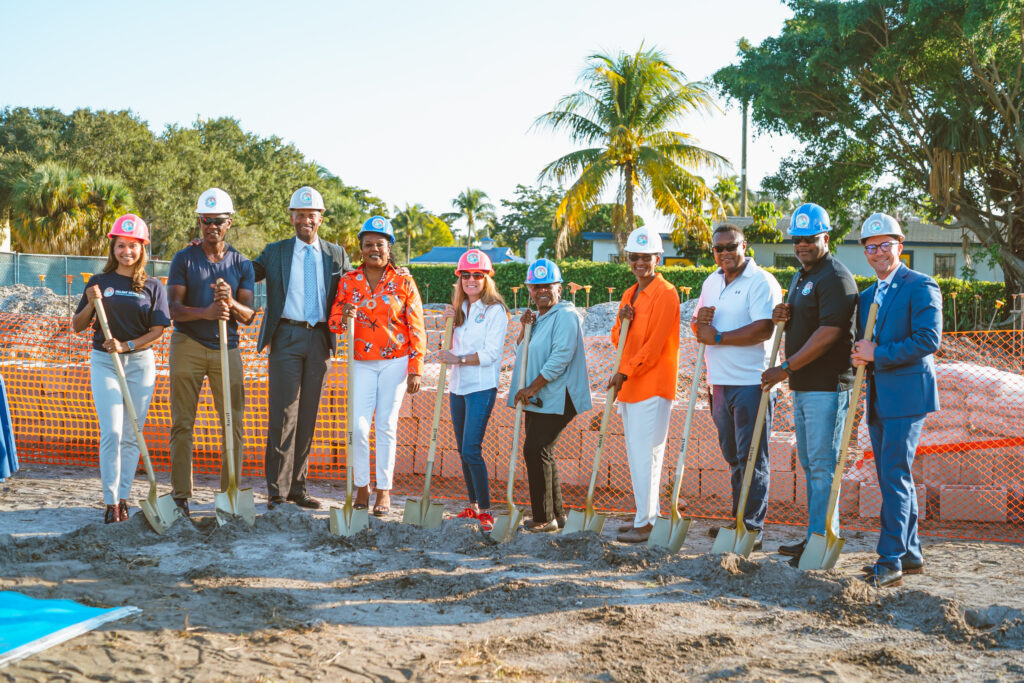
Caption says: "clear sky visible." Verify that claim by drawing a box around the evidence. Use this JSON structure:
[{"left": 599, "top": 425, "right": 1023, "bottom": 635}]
[{"left": 0, "top": 0, "right": 798, "bottom": 234}]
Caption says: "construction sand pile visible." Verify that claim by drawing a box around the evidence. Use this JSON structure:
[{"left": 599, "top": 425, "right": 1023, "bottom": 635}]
[
  {"left": 582, "top": 300, "right": 700, "bottom": 338},
  {"left": 2, "top": 465, "right": 1023, "bottom": 680},
  {"left": 0, "top": 285, "right": 73, "bottom": 317}
]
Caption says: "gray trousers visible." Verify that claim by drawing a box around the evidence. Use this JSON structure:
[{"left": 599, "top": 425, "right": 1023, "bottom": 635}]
[{"left": 264, "top": 323, "right": 331, "bottom": 498}]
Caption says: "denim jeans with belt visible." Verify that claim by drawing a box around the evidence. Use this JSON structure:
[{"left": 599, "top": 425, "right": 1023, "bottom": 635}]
[
  {"left": 449, "top": 388, "right": 497, "bottom": 509},
  {"left": 793, "top": 389, "right": 850, "bottom": 540}
]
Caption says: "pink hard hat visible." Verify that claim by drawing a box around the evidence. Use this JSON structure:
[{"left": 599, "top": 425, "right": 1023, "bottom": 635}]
[
  {"left": 455, "top": 249, "right": 494, "bottom": 275},
  {"left": 107, "top": 214, "right": 150, "bottom": 245}
]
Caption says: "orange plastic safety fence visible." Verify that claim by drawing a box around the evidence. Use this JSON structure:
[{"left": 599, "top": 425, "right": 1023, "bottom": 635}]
[{"left": 3, "top": 310, "right": 1024, "bottom": 543}]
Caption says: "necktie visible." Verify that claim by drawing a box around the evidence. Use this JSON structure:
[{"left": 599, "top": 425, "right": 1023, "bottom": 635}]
[
  {"left": 304, "top": 244, "right": 319, "bottom": 326},
  {"left": 873, "top": 280, "right": 889, "bottom": 307}
]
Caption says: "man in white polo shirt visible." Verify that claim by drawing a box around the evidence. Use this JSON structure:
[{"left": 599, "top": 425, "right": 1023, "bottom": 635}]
[{"left": 692, "top": 224, "right": 782, "bottom": 549}]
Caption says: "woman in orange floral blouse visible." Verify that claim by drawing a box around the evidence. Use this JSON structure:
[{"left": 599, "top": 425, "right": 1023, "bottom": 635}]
[{"left": 328, "top": 216, "right": 425, "bottom": 516}]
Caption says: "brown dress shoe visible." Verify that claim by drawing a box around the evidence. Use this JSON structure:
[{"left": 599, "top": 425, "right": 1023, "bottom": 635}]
[
  {"left": 118, "top": 499, "right": 129, "bottom": 522},
  {"left": 617, "top": 524, "right": 653, "bottom": 543},
  {"left": 104, "top": 505, "right": 118, "bottom": 524}
]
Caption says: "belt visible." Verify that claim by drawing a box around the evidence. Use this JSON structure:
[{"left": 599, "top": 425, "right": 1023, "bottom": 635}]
[{"left": 280, "top": 318, "right": 327, "bottom": 330}]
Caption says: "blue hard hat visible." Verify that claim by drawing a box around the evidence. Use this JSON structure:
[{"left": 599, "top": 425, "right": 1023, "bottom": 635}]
[
  {"left": 788, "top": 203, "right": 831, "bottom": 237},
  {"left": 525, "top": 258, "right": 562, "bottom": 285},
  {"left": 358, "top": 216, "right": 395, "bottom": 244}
]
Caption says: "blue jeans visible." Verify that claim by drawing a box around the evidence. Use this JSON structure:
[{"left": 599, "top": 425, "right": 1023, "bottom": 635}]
[
  {"left": 869, "top": 414, "right": 925, "bottom": 572},
  {"left": 449, "top": 388, "right": 497, "bottom": 509},
  {"left": 793, "top": 389, "right": 850, "bottom": 540},
  {"left": 710, "top": 385, "right": 775, "bottom": 537}
]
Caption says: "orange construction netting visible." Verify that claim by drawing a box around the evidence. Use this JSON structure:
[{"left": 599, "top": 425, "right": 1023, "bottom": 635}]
[{"left": 2, "top": 309, "right": 1023, "bottom": 543}]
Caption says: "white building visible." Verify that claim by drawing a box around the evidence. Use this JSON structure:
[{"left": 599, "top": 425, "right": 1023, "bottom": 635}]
[{"left": 582, "top": 216, "right": 1003, "bottom": 282}]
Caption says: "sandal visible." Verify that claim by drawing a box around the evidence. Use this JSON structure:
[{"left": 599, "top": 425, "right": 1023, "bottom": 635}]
[
  {"left": 373, "top": 490, "right": 390, "bottom": 517},
  {"left": 354, "top": 485, "right": 370, "bottom": 510}
]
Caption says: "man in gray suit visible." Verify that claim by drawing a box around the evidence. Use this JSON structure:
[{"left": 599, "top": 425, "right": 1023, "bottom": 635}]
[{"left": 254, "top": 186, "right": 352, "bottom": 509}]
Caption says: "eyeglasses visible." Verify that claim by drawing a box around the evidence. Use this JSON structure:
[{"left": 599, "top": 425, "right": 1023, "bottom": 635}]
[
  {"left": 792, "top": 235, "right": 819, "bottom": 245},
  {"left": 627, "top": 253, "right": 654, "bottom": 262},
  {"left": 460, "top": 272, "right": 486, "bottom": 280},
  {"left": 712, "top": 243, "right": 742, "bottom": 253},
  {"left": 864, "top": 241, "right": 897, "bottom": 254},
  {"left": 200, "top": 217, "right": 229, "bottom": 227}
]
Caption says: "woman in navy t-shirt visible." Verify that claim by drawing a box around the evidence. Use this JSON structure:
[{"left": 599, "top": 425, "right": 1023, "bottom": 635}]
[{"left": 72, "top": 214, "right": 171, "bottom": 524}]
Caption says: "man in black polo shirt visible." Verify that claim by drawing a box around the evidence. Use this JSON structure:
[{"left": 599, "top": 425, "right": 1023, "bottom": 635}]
[{"left": 761, "top": 203, "right": 858, "bottom": 564}]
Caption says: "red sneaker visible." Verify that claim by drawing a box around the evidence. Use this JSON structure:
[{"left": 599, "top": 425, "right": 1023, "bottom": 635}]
[
  {"left": 477, "top": 512, "right": 494, "bottom": 532},
  {"left": 456, "top": 507, "right": 478, "bottom": 519}
]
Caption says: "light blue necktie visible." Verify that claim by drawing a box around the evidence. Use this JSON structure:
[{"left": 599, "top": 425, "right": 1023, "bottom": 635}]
[
  {"left": 304, "top": 244, "right": 319, "bottom": 326},
  {"left": 873, "top": 280, "right": 889, "bottom": 307}
]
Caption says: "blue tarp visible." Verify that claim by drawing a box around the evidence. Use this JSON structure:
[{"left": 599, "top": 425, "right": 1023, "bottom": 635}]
[
  {"left": 0, "top": 592, "right": 139, "bottom": 667},
  {"left": 0, "top": 374, "right": 15, "bottom": 482}
]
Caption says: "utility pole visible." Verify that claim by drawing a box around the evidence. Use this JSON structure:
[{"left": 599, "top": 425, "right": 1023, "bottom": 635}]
[{"left": 740, "top": 99, "right": 749, "bottom": 217}]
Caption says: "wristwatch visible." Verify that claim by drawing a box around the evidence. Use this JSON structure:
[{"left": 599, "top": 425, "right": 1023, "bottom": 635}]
[
  {"left": 460, "top": 355, "right": 467, "bottom": 365},
  {"left": 714, "top": 331, "right": 723, "bottom": 345},
  {"left": 126, "top": 340, "right": 136, "bottom": 352},
  {"left": 780, "top": 360, "right": 791, "bottom": 375}
]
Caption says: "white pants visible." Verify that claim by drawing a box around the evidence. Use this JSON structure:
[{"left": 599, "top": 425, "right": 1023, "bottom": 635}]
[
  {"left": 90, "top": 349, "right": 156, "bottom": 505},
  {"left": 351, "top": 356, "right": 408, "bottom": 490},
  {"left": 621, "top": 395, "right": 672, "bottom": 527}
]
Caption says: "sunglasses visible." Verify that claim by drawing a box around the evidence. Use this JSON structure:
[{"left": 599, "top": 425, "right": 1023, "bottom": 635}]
[
  {"left": 792, "top": 235, "right": 819, "bottom": 245},
  {"left": 460, "top": 272, "right": 486, "bottom": 280},
  {"left": 200, "top": 217, "right": 229, "bottom": 227},
  {"left": 627, "top": 253, "right": 654, "bottom": 262},
  {"left": 712, "top": 243, "right": 741, "bottom": 253},
  {"left": 864, "top": 241, "right": 897, "bottom": 254}
]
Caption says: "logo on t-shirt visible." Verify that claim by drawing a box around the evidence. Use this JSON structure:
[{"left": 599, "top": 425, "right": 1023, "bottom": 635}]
[
  {"left": 795, "top": 213, "right": 810, "bottom": 230},
  {"left": 103, "top": 287, "right": 114, "bottom": 298},
  {"left": 801, "top": 281, "right": 814, "bottom": 296}
]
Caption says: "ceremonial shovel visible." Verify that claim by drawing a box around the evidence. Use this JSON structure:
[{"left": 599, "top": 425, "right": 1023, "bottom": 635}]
[
  {"left": 215, "top": 315, "right": 255, "bottom": 527},
  {"left": 330, "top": 317, "right": 369, "bottom": 536},
  {"left": 491, "top": 321, "right": 532, "bottom": 543}
]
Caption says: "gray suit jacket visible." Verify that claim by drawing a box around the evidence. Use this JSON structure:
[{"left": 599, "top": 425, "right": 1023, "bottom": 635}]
[{"left": 253, "top": 236, "right": 352, "bottom": 353}]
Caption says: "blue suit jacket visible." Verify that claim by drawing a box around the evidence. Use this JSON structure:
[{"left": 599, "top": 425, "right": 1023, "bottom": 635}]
[{"left": 858, "top": 264, "right": 942, "bottom": 420}]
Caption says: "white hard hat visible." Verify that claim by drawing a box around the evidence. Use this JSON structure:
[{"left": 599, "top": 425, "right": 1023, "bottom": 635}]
[
  {"left": 858, "top": 213, "right": 905, "bottom": 243},
  {"left": 625, "top": 226, "right": 663, "bottom": 254},
  {"left": 289, "top": 186, "right": 325, "bottom": 211},
  {"left": 196, "top": 188, "right": 234, "bottom": 214}
]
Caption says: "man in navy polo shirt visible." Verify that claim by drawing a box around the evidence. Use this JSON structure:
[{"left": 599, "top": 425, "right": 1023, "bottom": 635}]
[
  {"left": 761, "top": 203, "right": 858, "bottom": 564},
  {"left": 166, "top": 188, "right": 256, "bottom": 518}
]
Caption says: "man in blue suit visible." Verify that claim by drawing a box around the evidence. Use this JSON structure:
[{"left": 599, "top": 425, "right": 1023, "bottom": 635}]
[{"left": 851, "top": 213, "right": 942, "bottom": 588}]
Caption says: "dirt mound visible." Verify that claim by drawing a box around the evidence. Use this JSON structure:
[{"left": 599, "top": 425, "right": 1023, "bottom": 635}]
[{"left": 498, "top": 529, "right": 662, "bottom": 571}]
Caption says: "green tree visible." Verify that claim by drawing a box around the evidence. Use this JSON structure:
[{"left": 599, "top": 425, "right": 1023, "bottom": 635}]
[
  {"left": 11, "top": 162, "right": 91, "bottom": 253},
  {"left": 715, "top": 0, "right": 1024, "bottom": 294},
  {"left": 85, "top": 174, "right": 134, "bottom": 252},
  {"left": 443, "top": 188, "right": 495, "bottom": 247},
  {"left": 492, "top": 183, "right": 562, "bottom": 253},
  {"left": 744, "top": 201, "right": 784, "bottom": 244},
  {"left": 535, "top": 46, "right": 729, "bottom": 257},
  {"left": 392, "top": 203, "right": 453, "bottom": 262}
]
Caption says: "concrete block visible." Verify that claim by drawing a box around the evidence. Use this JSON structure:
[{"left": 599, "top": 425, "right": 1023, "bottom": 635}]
[
  {"left": 692, "top": 433, "right": 727, "bottom": 470},
  {"left": 658, "top": 465, "right": 701, "bottom": 500},
  {"left": 839, "top": 477, "right": 860, "bottom": 518},
  {"left": 859, "top": 482, "right": 928, "bottom": 520},
  {"left": 580, "top": 431, "right": 613, "bottom": 488},
  {"left": 769, "top": 432, "right": 796, "bottom": 472},
  {"left": 394, "top": 445, "right": 415, "bottom": 474},
  {"left": 439, "top": 449, "right": 463, "bottom": 478},
  {"left": 700, "top": 468, "right": 732, "bottom": 500},
  {"left": 417, "top": 415, "right": 458, "bottom": 451},
  {"left": 584, "top": 404, "right": 623, "bottom": 435},
  {"left": 940, "top": 485, "right": 1007, "bottom": 522},
  {"left": 557, "top": 458, "right": 592, "bottom": 487},
  {"left": 396, "top": 418, "right": 419, "bottom": 447},
  {"left": 769, "top": 471, "right": 795, "bottom": 503},
  {"left": 554, "top": 428, "right": 582, "bottom": 460},
  {"left": 919, "top": 452, "right": 961, "bottom": 488}
]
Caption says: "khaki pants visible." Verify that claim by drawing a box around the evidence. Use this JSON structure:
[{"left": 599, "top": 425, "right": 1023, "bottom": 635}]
[{"left": 169, "top": 331, "right": 244, "bottom": 499}]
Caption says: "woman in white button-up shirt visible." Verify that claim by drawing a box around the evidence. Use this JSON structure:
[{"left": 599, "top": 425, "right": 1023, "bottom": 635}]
[{"left": 440, "top": 249, "right": 509, "bottom": 532}]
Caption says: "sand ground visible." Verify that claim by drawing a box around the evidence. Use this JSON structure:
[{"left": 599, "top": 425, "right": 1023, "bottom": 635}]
[{"left": 2, "top": 464, "right": 1024, "bottom": 682}]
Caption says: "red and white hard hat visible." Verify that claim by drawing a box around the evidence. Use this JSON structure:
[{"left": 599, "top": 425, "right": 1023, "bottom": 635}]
[
  {"left": 455, "top": 249, "right": 494, "bottom": 276},
  {"left": 107, "top": 214, "right": 150, "bottom": 244}
]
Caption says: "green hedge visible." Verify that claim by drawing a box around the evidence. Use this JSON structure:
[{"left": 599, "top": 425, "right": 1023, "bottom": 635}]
[{"left": 408, "top": 262, "right": 1007, "bottom": 331}]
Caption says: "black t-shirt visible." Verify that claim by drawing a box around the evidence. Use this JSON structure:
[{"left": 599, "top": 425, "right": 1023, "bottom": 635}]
[
  {"left": 166, "top": 244, "right": 255, "bottom": 349},
  {"left": 75, "top": 272, "right": 172, "bottom": 352},
  {"left": 784, "top": 253, "right": 858, "bottom": 391}
]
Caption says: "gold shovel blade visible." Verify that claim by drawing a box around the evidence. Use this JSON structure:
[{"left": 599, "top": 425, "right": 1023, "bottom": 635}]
[
  {"left": 798, "top": 532, "right": 829, "bottom": 570},
  {"left": 648, "top": 516, "right": 692, "bottom": 552},
  {"left": 821, "top": 536, "right": 844, "bottom": 570},
  {"left": 402, "top": 497, "right": 445, "bottom": 529},
  {"left": 138, "top": 493, "right": 181, "bottom": 535},
  {"left": 711, "top": 526, "right": 738, "bottom": 554},
  {"left": 490, "top": 506, "right": 524, "bottom": 543},
  {"left": 215, "top": 487, "right": 256, "bottom": 527},
  {"left": 561, "top": 508, "right": 606, "bottom": 535},
  {"left": 734, "top": 528, "right": 759, "bottom": 558},
  {"left": 329, "top": 505, "right": 369, "bottom": 537}
]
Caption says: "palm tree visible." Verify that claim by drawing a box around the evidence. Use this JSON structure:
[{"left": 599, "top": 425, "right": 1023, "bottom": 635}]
[
  {"left": 392, "top": 203, "right": 432, "bottom": 262},
  {"left": 535, "top": 46, "right": 729, "bottom": 256},
  {"left": 85, "top": 174, "right": 134, "bottom": 252},
  {"left": 443, "top": 188, "right": 495, "bottom": 247},
  {"left": 10, "top": 162, "right": 91, "bottom": 253}
]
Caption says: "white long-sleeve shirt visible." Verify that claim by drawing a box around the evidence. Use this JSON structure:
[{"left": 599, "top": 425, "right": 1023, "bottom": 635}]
[{"left": 449, "top": 300, "right": 509, "bottom": 395}]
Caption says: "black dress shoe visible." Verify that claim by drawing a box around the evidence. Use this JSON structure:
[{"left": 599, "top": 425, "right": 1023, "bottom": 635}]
[
  {"left": 864, "top": 565, "right": 903, "bottom": 588},
  {"left": 173, "top": 498, "right": 190, "bottom": 519},
  {"left": 287, "top": 493, "right": 321, "bottom": 509},
  {"left": 707, "top": 524, "right": 735, "bottom": 538},
  {"left": 862, "top": 561, "right": 924, "bottom": 576},
  {"left": 778, "top": 540, "right": 806, "bottom": 557},
  {"left": 267, "top": 496, "right": 286, "bottom": 510}
]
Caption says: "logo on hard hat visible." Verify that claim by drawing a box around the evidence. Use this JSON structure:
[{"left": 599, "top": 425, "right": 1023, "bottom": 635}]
[
  {"left": 867, "top": 220, "right": 883, "bottom": 233},
  {"left": 795, "top": 213, "right": 810, "bottom": 230},
  {"left": 103, "top": 287, "right": 114, "bottom": 298},
  {"left": 801, "top": 282, "right": 814, "bottom": 296},
  {"left": 371, "top": 217, "right": 386, "bottom": 231},
  {"left": 533, "top": 265, "right": 548, "bottom": 280},
  {"left": 205, "top": 194, "right": 217, "bottom": 208},
  {"left": 300, "top": 190, "right": 312, "bottom": 204},
  {"left": 637, "top": 233, "right": 648, "bottom": 246},
  {"left": 467, "top": 252, "right": 480, "bottom": 265},
  {"left": 121, "top": 220, "right": 134, "bottom": 233}
]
